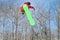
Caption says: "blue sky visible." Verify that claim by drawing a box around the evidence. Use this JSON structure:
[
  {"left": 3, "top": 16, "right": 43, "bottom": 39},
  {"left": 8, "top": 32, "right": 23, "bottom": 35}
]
[{"left": 0, "top": 0, "right": 59, "bottom": 32}]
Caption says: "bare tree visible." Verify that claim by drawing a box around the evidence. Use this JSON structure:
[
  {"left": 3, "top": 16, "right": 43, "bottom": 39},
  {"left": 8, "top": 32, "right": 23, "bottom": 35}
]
[
  {"left": 58, "top": 9, "right": 60, "bottom": 40},
  {"left": 46, "top": 10, "right": 51, "bottom": 40}
]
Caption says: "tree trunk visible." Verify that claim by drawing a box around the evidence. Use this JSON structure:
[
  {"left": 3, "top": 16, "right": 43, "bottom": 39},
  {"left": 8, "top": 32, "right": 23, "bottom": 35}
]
[{"left": 58, "top": 9, "right": 60, "bottom": 40}]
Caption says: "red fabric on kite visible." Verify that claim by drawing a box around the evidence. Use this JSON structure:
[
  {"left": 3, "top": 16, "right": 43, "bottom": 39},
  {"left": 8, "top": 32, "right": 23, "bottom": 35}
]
[{"left": 19, "top": 2, "right": 34, "bottom": 13}]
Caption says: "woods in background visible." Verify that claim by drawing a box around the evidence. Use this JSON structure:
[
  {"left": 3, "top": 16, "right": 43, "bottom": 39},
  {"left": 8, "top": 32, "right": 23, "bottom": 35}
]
[{"left": 0, "top": 0, "right": 60, "bottom": 40}]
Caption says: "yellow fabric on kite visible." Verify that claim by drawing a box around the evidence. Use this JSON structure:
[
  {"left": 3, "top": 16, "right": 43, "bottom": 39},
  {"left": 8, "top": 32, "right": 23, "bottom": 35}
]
[{"left": 23, "top": 4, "right": 35, "bottom": 26}]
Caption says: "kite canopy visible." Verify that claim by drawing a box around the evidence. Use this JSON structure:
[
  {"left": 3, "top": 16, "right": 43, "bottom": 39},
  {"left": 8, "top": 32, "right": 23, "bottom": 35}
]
[{"left": 24, "top": 2, "right": 31, "bottom": 5}]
